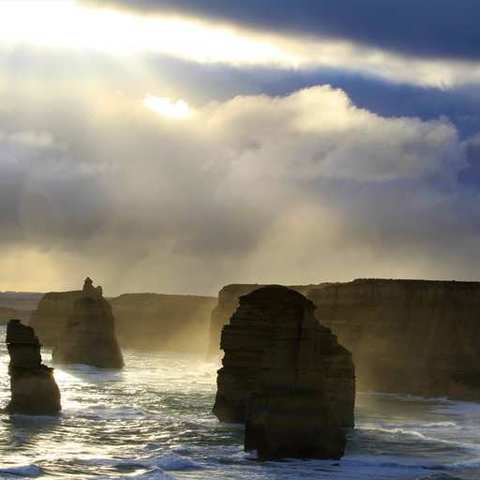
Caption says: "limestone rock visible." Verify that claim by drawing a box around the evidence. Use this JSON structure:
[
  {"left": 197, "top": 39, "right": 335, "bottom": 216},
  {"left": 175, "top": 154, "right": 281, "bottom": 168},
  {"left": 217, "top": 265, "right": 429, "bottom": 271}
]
[
  {"left": 110, "top": 293, "right": 216, "bottom": 353},
  {"left": 213, "top": 285, "right": 355, "bottom": 460},
  {"left": 53, "top": 278, "right": 124, "bottom": 369},
  {"left": 30, "top": 290, "right": 82, "bottom": 347},
  {"left": 31, "top": 290, "right": 216, "bottom": 354},
  {"left": 208, "top": 279, "right": 480, "bottom": 401},
  {"left": 6, "top": 319, "right": 61, "bottom": 415}
]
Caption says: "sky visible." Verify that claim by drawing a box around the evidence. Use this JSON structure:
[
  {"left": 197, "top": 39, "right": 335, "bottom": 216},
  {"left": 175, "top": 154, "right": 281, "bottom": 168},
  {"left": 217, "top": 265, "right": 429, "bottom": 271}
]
[{"left": 1, "top": 0, "right": 480, "bottom": 295}]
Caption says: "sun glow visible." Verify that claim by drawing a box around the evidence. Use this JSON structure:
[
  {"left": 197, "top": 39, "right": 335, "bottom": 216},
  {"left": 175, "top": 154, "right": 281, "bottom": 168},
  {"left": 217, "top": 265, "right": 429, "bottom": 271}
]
[
  {"left": 0, "top": 0, "right": 479, "bottom": 87},
  {"left": 143, "top": 95, "right": 192, "bottom": 119},
  {"left": 0, "top": 0, "right": 293, "bottom": 65}
]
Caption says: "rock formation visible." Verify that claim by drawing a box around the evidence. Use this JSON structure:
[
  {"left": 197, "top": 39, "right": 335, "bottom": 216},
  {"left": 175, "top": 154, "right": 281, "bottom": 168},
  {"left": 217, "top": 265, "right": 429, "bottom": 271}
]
[
  {"left": 30, "top": 290, "right": 83, "bottom": 347},
  {"left": 31, "top": 290, "right": 216, "bottom": 354},
  {"left": 208, "top": 279, "right": 480, "bottom": 401},
  {"left": 110, "top": 293, "right": 216, "bottom": 353},
  {"left": 6, "top": 319, "right": 61, "bottom": 415},
  {"left": 53, "top": 278, "right": 124, "bottom": 368},
  {"left": 213, "top": 285, "right": 355, "bottom": 460}
]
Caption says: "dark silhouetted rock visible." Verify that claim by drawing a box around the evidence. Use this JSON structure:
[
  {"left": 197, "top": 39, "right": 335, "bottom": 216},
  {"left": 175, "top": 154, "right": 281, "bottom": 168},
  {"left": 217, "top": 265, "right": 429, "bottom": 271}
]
[
  {"left": 208, "top": 279, "right": 480, "bottom": 401},
  {"left": 6, "top": 319, "right": 61, "bottom": 415},
  {"left": 213, "top": 285, "right": 355, "bottom": 460},
  {"left": 53, "top": 278, "right": 124, "bottom": 369}
]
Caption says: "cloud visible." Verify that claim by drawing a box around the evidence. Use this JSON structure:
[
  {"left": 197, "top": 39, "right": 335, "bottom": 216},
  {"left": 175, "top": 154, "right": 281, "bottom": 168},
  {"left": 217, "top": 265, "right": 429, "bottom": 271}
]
[
  {"left": 2, "top": 2, "right": 480, "bottom": 88},
  {"left": 89, "top": 0, "right": 480, "bottom": 61},
  {"left": 1, "top": 82, "right": 479, "bottom": 295}
]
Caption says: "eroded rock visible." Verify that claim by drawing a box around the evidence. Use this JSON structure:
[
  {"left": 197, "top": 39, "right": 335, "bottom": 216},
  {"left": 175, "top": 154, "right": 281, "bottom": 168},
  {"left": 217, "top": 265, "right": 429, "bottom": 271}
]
[
  {"left": 213, "top": 285, "right": 355, "bottom": 460},
  {"left": 6, "top": 319, "right": 61, "bottom": 415},
  {"left": 53, "top": 278, "right": 124, "bottom": 368},
  {"left": 208, "top": 279, "right": 480, "bottom": 400}
]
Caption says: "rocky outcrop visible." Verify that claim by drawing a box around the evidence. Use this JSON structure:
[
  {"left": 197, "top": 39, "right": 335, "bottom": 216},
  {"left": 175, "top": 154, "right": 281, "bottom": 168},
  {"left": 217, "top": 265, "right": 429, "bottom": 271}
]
[
  {"left": 31, "top": 290, "right": 216, "bottom": 354},
  {"left": 213, "top": 285, "right": 355, "bottom": 460},
  {"left": 6, "top": 319, "right": 61, "bottom": 415},
  {"left": 110, "top": 294, "right": 216, "bottom": 353},
  {"left": 209, "top": 279, "right": 480, "bottom": 401},
  {"left": 30, "top": 291, "right": 82, "bottom": 347},
  {"left": 53, "top": 278, "right": 124, "bottom": 368}
]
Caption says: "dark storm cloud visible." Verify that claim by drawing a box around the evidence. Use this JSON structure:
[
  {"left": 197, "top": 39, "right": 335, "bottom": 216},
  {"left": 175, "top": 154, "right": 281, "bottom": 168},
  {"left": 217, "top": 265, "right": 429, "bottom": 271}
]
[{"left": 89, "top": 0, "right": 480, "bottom": 60}]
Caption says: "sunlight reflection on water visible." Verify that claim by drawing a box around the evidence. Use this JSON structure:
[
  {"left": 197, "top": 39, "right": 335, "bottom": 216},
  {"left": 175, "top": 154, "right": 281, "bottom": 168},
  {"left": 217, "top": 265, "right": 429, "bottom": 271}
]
[{"left": 1, "top": 326, "right": 480, "bottom": 479}]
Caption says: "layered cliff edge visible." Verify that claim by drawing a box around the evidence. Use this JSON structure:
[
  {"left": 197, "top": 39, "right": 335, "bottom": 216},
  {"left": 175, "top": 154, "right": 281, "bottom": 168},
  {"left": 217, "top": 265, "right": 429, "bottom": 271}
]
[
  {"left": 208, "top": 279, "right": 480, "bottom": 401},
  {"left": 31, "top": 291, "right": 216, "bottom": 353}
]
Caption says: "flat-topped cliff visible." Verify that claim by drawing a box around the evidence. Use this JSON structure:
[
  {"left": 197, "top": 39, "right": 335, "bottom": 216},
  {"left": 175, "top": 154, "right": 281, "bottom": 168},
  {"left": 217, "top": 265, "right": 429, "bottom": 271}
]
[
  {"left": 30, "top": 291, "right": 83, "bottom": 346},
  {"left": 209, "top": 279, "right": 480, "bottom": 400},
  {"left": 110, "top": 293, "right": 216, "bottom": 353},
  {"left": 31, "top": 289, "right": 216, "bottom": 353}
]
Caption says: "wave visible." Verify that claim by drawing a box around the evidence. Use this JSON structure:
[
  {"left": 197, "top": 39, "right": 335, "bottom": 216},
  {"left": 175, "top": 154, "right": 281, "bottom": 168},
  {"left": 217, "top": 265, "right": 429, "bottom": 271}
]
[{"left": 75, "top": 453, "right": 202, "bottom": 472}]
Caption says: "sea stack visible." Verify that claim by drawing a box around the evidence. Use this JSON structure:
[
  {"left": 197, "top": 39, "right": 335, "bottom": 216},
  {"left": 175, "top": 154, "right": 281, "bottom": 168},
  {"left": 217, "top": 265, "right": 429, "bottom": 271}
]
[
  {"left": 53, "top": 277, "right": 124, "bottom": 368},
  {"left": 6, "top": 319, "right": 61, "bottom": 415},
  {"left": 213, "top": 285, "right": 355, "bottom": 460}
]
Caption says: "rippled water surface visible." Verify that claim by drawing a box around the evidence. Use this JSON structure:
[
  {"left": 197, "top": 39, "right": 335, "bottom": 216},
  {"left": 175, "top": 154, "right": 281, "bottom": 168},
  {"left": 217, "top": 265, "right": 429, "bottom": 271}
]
[{"left": 1, "top": 325, "right": 480, "bottom": 480}]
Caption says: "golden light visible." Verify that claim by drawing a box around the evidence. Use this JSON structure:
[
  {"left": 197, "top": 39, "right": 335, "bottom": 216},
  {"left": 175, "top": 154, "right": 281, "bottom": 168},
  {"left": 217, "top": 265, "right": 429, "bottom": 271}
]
[
  {"left": 0, "top": 0, "right": 477, "bottom": 87},
  {"left": 143, "top": 95, "right": 192, "bottom": 119},
  {"left": 0, "top": 0, "right": 295, "bottom": 65}
]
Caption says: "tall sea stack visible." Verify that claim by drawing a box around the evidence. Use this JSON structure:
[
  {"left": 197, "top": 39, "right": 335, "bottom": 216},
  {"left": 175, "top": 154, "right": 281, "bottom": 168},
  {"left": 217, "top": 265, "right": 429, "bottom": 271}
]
[
  {"left": 53, "top": 278, "right": 124, "bottom": 368},
  {"left": 208, "top": 279, "right": 480, "bottom": 400},
  {"left": 6, "top": 319, "right": 61, "bottom": 415},
  {"left": 213, "top": 285, "right": 355, "bottom": 460}
]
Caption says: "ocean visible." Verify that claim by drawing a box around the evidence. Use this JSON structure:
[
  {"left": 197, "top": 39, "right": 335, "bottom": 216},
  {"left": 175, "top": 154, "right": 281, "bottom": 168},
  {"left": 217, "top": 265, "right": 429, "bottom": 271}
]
[{"left": 0, "top": 325, "right": 479, "bottom": 480}]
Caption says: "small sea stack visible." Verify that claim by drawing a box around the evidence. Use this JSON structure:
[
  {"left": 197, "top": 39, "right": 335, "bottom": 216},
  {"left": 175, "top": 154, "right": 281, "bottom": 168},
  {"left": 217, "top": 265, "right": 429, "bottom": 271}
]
[
  {"left": 213, "top": 285, "right": 355, "bottom": 460},
  {"left": 53, "top": 277, "right": 124, "bottom": 369},
  {"left": 6, "top": 319, "right": 61, "bottom": 415}
]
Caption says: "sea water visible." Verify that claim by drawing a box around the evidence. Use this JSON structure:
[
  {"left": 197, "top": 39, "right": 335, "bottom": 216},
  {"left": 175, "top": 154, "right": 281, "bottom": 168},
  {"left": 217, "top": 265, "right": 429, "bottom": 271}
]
[{"left": 0, "top": 325, "right": 479, "bottom": 480}]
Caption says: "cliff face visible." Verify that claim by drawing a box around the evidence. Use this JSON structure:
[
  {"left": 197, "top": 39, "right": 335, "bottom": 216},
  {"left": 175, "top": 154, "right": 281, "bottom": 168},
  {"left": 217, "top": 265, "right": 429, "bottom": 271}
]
[
  {"left": 310, "top": 279, "right": 480, "bottom": 400},
  {"left": 208, "top": 284, "right": 265, "bottom": 359},
  {"left": 111, "top": 294, "right": 216, "bottom": 353},
  {"left": 53, "top": 278, "right": 124, "bottom": 369},
  {"left": 31, "top": 290, "right": 215, "bottom": 353},
  {"left": 6, "top": 319, "right": 61, "bottom": 415},
  {"left": 213, "top": 285, "right": 355, "bottom": 460},
  {"left": 30, "top": 291, "right": 82, "bottom": 346},
  {"left": 209, "top": 279, "right": 480, "bottom": 401}
]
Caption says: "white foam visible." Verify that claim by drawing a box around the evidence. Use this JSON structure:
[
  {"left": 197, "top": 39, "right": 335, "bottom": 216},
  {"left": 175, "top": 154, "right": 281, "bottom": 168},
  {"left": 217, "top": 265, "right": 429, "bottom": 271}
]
[{"left": 154, "top": 453, "right": 203, "bottom": 470}]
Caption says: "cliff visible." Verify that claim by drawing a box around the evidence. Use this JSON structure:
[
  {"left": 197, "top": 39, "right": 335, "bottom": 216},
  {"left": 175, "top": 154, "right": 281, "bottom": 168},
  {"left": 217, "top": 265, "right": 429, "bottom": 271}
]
[
  {"left": 53, "top": 278, "right": 124, "bottom": 369},
  {"left": 6, "top": 319, "right": 61, "bottom": 415},
  {"left": 208, "top": 279, "right": 480, "bottom": 400},
  {"left": 30, "top": 291, "right": 83, "bottom": 346},
  {"left": 110, "top": 293, "right": 216, "bottom": 353},
  {"left": 0, "top": 307, "right": 31, "bottom": 325},
  {"left": 213, "top": 285, "right": 355, "bottom": 460},
  {"left": 31, "top": 290, "right": 216, "bottom": 353}
]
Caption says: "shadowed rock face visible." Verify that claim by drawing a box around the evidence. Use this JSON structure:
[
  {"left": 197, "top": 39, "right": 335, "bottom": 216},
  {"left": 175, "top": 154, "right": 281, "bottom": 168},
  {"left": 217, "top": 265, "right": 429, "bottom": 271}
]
[
  {"left": 213, "top": 285, "right": 355, "bottom": 460},
  {"left": 209, "top": 279, "right": 480, "bottom": 400},
  {"left": 52, "top": 278, "right": 124, "bottom": 369},
  {"left": 6, "top": 320, "right": 61, "bottom": 415}
]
